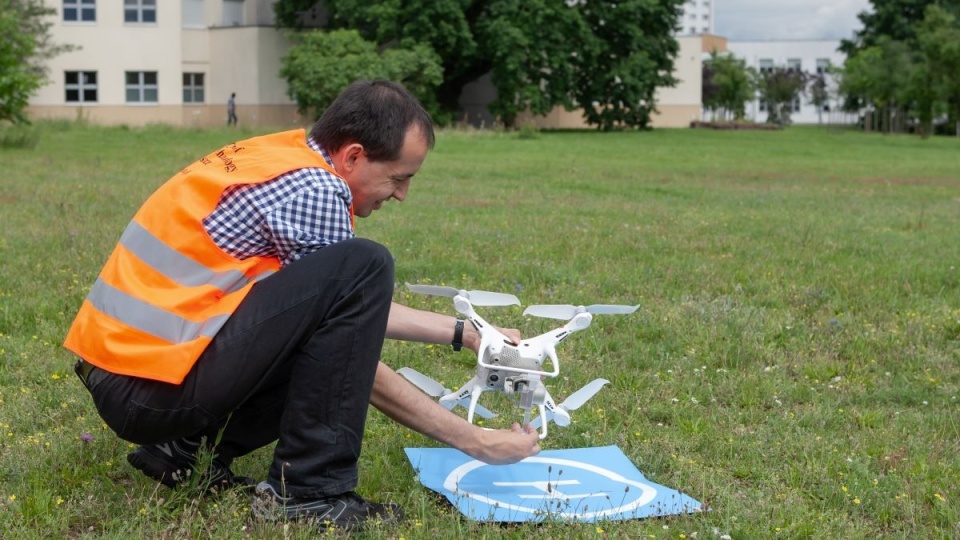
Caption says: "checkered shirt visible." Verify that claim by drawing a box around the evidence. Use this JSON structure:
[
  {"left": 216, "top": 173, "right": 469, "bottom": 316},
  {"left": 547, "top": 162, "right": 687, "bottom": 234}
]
[{"left": 202, "top": 135, "right": 354, "bottom": 267}]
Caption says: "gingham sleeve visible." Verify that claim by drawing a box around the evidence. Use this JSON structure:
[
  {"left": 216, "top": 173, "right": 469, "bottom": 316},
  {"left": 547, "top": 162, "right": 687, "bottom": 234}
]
[
  {"left": 262, "top": 169, "right": 355, "bottom": 266},
  {"left": 204, "top": 166, "right": 354, "bottom": 267}
]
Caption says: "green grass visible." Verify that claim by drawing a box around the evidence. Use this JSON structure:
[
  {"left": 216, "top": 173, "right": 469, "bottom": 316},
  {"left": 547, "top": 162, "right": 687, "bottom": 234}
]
[{"left": 1, "top": 122, "right": 958, "bottom": 538}]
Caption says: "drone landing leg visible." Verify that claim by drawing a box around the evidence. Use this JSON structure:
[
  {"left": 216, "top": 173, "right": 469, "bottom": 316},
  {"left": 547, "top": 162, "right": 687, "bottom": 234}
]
[
  {"left": 536, "top": 404, "right": 548, "bottom": 439},
  {"left": 465, "top": 382, "right": 485, "bottom": 424}
]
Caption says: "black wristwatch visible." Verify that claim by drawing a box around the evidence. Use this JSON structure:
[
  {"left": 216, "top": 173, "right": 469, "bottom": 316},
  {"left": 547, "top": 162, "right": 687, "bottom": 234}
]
[{"left": 452, "top": 319, "right": 465, "bottom": 351}]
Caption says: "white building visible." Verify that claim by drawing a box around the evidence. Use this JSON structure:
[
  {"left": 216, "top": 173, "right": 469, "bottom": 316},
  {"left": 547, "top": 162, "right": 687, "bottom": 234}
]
[
  {"left": 678, "top": 0, "right": 714, "bottom": 36},
  {"left": 725, "top": 40, "right": 858, "bottom": 125}
]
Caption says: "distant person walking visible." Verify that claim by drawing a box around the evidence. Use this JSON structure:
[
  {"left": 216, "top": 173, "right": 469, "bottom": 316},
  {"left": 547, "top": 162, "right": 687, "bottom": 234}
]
[{"left": 227, "top": 93, "right": 238, "bottom": 126}]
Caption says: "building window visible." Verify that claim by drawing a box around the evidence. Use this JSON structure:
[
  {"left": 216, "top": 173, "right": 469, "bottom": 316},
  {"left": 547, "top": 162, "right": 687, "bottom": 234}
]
[
  {"left": 183, "top": 0, "right": 205, "bottom": 28},
  {"left": 183, "top": 73, "right": 205, "bottom": 103},
  {"left": 816, "top": 58, "right": 831, "bottom": 74},
  {"left": 65, "top": 71, "right": 97, "bottom": 103},
  {"left": 64, "top": 0, "right": 96, "bottom": 22},
  {"left": 126, "top": 71, "right": 158, "bottom": 103},
  {"left": 759, "top": 59, "right": 773, "bottom": 74},
  {"left": 125, "top": 0, "right": 157, "bottom": 23},
  {"left": 222, "top": 0, "right": 244, "bottom": 26},
  {"left": 787, "top": 58, "right": 802, "bottom": 72}
]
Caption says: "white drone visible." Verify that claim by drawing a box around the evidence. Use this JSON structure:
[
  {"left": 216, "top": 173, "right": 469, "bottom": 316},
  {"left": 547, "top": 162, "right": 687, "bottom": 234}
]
[{"left": 398, "top": 283, "right": 639, "bottom": 439}]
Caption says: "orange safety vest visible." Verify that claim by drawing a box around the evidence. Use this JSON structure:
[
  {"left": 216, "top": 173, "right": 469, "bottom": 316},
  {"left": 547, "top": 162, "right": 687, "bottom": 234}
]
[{"left": 64, "top": 129, "right": 352, "bottom": 384}]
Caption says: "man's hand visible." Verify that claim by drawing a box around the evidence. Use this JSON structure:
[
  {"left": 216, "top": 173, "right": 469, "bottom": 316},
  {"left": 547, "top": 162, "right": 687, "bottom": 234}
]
[
  {"left": 463, "top": 323, "right": 521, "bottom": 353},
  {"left": 371, "top": 363, "right": 541, "bottom": 464},
  {"left": 462, "top": 422, "right": 541, "bottom": 465}
]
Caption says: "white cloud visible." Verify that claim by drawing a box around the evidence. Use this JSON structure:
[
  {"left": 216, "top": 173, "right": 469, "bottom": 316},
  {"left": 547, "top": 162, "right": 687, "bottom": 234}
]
[{"left": 714, "top": 0, "right": 872, "bottom": 41}]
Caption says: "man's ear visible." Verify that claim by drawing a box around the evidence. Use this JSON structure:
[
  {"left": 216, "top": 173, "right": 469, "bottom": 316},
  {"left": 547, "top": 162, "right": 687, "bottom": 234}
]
[{"left": 339, "top": 143, "right": 364, "bottom": 173}]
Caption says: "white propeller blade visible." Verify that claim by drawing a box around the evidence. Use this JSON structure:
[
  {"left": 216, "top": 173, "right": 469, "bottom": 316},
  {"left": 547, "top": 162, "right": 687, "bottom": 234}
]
[
  {"left": 560, "top": 378, "right": 610, "bottom": 410},
  {"left": 523, "top": 304, "right": 640, "bottom": 320},
  {"left": 531, "top": 378, "right": 610, "bottom": 428},
  {"left": 397, "top": 367, "right": 447, "bottom": 397},
  {"left": 396, "top": 368, "right": 498, "bottom": 419},
  {"left": 405, "top": 283, "right": 520, "bottom": 307}
]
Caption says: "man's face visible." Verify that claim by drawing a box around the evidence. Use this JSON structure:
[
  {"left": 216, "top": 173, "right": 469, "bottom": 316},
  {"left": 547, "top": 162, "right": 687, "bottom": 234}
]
[{"left": 340, "top": 126, "right": 430, "bottom": 218}]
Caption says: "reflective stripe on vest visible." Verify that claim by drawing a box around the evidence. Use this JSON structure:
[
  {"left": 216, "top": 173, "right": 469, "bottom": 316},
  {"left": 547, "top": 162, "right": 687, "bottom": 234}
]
[
  {"left": 119, "top": 220, "right": 273, "bottom": 294},
  {"left": 87, "top": 277, "right": 231, "bottom": 343}
]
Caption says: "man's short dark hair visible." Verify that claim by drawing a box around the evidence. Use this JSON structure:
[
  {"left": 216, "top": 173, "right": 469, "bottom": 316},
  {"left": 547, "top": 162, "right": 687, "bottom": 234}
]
[{"left": 310, "top": 80, "right": 435, "bottom": 162}]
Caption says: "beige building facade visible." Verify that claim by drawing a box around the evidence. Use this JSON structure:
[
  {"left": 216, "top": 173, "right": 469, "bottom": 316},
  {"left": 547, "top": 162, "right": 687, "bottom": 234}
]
[{"left": 29, "top": 0, "right": 303, "bottom": 128}]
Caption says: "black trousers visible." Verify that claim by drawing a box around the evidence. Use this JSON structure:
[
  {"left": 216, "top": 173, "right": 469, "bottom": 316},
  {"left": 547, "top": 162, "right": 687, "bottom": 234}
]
[{"left": 81, "top": 238, "right": 394, "bottom": 497}]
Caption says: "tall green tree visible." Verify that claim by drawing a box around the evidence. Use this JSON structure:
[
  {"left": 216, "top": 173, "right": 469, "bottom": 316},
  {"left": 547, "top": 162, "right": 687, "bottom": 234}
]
[
  {"left": 702, "top": 50, "right": 756, "bottom": 121},
  {"left": 274, "top": 0, "right": 685, "bottom": 130},
  {"left": 838, "top": 37, "right": 916, "bottom": 133},
  {"left": 837, "top": 0, "right": 957, "bottom": 119},
  {"left": 917, "top": 4, "right": 960, "bottom": 137},
  {"left": 840, "top": 0, "right": 939, "bottom": 56},
  {"left": 0, "top": 0, "right": 75, "bottom": 124},
  {"left": 279, "top": 29, "right": 443, "bottom": 120}
]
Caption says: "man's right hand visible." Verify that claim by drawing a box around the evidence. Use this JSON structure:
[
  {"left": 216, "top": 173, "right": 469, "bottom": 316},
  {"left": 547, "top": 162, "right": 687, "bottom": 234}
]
[{"left": 466, "top": 422, "right": 541, "bottom": 465}]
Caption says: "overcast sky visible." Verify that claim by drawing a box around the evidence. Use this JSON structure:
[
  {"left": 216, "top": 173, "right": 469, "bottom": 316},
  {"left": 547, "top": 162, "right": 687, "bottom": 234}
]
[{"left": 713, "top": 0, "right": 873, "bottom": 41}]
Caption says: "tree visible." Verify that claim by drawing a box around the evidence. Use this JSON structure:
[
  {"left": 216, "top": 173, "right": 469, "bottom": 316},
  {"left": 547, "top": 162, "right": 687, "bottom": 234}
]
[
  {"left": 702, "top": 50, "right": 756, "bottom": 121},
  {"left": 838, "top": 37, "right": 917, "bottom": 133},
  {"left": 279, "top": 29, "right": 443, "bottom": 120},
  {"left": 274, "top": 0, "right": 685, "bottom": 130},
  {"left": 757, "top": 67, "right": 808, "bottom": 127},
  {"left": 840, "top": 0, "right": 935, "bottom": 55},
  {"left": 916, "top": 4, "right": 960, "bottom": 137},
  {"left": 838, "top": 0, "right": 953, "bottom": 114},
  {"left": 808, "top": 73, "right": 829, "bottom": 124},
  {"left": 0, "top": 0, "right": 75, "bottom": 124}
]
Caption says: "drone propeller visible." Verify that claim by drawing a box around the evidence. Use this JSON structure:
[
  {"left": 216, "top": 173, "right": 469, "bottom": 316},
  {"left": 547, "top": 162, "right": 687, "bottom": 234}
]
[
  {"left": 522, "top": 304, "right": 640, "bottom": 320},
  {"left": 405, "top": 283, "right": 520, "bottom": 307},
  {"left": 531, "top": 378, "right": 610, "bottom": 428},
  {"left": 396, "top": 367, "right": 448, "bottom": 398},
  {"left": 396, "top": 367, "right": 498, "bottom": 419}
]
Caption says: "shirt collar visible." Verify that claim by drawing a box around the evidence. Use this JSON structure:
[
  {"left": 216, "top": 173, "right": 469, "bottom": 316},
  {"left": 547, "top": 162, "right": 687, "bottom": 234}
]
[{"left": 306, "top": 134, "right": 336, "bottom": 171}]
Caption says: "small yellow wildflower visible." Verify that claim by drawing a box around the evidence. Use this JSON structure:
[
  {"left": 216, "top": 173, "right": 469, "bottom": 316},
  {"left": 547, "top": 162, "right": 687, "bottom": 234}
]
[{"left": 853, "top": 498, "right": 861, "bottom": 504}]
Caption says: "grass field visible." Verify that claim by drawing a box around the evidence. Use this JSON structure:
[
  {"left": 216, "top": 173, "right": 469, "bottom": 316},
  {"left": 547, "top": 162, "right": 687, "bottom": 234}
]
[{"left": 0, "top": 121, "right": 958, "bottom": 539}]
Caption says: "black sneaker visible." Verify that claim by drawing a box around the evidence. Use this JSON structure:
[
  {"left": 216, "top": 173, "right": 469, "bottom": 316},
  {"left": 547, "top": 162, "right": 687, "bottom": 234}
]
[
  {"left": 127, "top": 442, "right": 255, "bottom": 492},
  {"left": 251, "top": 481, "right": 403, "bottom": 531}
]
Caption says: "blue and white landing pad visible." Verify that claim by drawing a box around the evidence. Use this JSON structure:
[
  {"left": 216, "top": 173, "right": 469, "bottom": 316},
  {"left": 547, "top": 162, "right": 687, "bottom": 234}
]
[{"left": 404, "top": 445, "right": 702, "bottom": 523}]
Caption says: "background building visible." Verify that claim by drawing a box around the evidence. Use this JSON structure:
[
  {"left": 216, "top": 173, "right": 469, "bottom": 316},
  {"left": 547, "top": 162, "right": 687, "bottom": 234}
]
[
  {"left": 28, "top": 0, "right": 301, "bottom": 128},
  {"left": 29, "top": 1, "right": 853, "bottom": 129},
  {"left": 677, "top": 0, "right": 714, "bottom": 36},
  {"left": 726, "top": 40, "right": 858, "bottom": 125}
]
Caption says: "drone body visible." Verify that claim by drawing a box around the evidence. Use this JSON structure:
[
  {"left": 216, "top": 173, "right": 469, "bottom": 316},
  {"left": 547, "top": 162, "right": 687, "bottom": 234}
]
[{"left": 398, "top": 284, "right": 638, "bottom": 439}]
